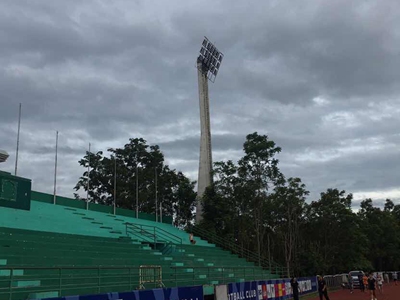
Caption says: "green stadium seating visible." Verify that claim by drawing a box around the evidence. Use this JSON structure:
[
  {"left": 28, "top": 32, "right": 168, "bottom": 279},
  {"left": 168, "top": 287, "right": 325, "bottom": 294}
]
[{"left": 0, "top": 198, "right": 274, "bottom": 300}]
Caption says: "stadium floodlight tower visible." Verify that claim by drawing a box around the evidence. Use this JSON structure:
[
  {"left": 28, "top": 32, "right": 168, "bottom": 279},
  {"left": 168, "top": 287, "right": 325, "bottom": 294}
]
[
  {"left": 0, "top": 150, "right": 9, "bottom": 163},
  {"left": 196, "top": 37, "right": 224, "bottom": 223}
]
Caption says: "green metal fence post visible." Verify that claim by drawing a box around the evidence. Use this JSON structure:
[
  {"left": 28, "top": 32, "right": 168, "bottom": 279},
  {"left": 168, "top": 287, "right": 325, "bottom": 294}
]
[
  {"left": 8, "top": 267, "right": 13, "bottom": 300},
  {"left": 98, "top": 267, "right": 101, "bottom": 294},
  {"left": 59, "top": 268, "right": 62, "bottom": 297}
]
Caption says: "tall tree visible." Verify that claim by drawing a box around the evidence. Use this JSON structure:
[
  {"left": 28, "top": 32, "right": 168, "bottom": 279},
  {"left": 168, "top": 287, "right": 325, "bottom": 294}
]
[
  {"left": 273, "top": 177, "right": 309, "bottom": 277},
  {"left": 74, "top": 138, "right": 197, "bottom": 224}
]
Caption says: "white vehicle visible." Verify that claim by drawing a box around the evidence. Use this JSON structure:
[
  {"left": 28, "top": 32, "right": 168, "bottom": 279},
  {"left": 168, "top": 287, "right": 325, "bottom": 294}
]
[{"left": 349, "top": 270, "right": 365, "bottom": 289}]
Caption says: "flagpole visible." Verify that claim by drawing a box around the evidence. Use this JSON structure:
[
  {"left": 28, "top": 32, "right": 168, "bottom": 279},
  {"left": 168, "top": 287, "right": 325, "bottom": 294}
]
[
  {"left": 113, "top": 156, "right": 117, "bottom": 215},
  {"left": 155, "top": 167, "right": 158, "bottom": 222},
  {"left": 136, "top": 163, "right": 139, "bottom": 218},
  {"left": 14, "top": 103, "right": 21, "bottom": 176},
  {"left": 53, "top": 131, "right": 59, "bottom": 204}
]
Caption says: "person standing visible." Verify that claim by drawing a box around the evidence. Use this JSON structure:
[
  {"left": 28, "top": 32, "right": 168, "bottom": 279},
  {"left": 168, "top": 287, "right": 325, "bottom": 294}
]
[
  {"left": 363, "top": 273, "right": 369, "bottom": 291},
  {"left": 384, "top": 273, "right": 389, "bottom": 284},
  {"left": 348, "top": 274, "right": 353, "bottom": 293},
  {"left": 290, "top": 277, "right": 300, "bottom": 300},
  {"left": 393, "top": 272, "right": 398, "bottom": 286},
  {"left": 368, "top": 273, "right": 377, "bottom": 300},
  {"left": 376, "top": 273, "right": 383, "bottom": 294},
  {"left": 359, "top": 273, "right": 365, "bottom": 292},
  {"left": 317, "top": 275, "right": 330, "bottom": 300}
]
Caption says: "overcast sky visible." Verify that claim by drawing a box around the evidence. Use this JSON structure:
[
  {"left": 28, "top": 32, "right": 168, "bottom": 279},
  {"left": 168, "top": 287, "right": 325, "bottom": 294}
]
[{"left": 1, "top": 0, "right": 399, "bottom": 208}]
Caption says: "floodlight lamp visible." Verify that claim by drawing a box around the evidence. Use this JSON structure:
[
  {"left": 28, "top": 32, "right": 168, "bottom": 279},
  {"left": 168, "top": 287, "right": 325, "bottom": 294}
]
[
  {"left": 197, "top": 36, "right": 224, "bottom": 82},
  {"left": 0, "top": 149, "right": 9, "bottom": 163}
]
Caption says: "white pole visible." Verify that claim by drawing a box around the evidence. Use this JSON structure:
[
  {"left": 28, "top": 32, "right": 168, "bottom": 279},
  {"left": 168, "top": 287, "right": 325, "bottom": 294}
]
[
  {"left": 86, "top": 143, "right": 91, "bottom": 210},
  {"left": 113, "top": 156, "right": 117, "bottom": 215},
  {"left": 14, "top": 103, "right": 21, "bottom": 176},
  {"left": 155, "top": 167, "right": 158, "bottom": 222},
  {"left": 136, "top": 164, "right": 139, "bottom": 218},
  {"left": 160, "top": 201, "right": 163, "bottom": 223},
  {"left": 53, "top": 131, "right": 59, "bottom": 204}
]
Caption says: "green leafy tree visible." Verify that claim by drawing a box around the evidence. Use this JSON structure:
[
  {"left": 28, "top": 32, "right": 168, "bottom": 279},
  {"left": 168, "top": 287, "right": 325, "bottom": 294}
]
[
  {"left": 74, "top": 138, "right": 196, "bottom": 225},
  {"left": 273, "top": 177, "right": 309, "bottom": 277}
]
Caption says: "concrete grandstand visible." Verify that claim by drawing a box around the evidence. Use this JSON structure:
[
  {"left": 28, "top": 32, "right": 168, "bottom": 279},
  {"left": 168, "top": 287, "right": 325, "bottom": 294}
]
[{"left": 0, "top": 171, "right": 276, "bottom": 300}]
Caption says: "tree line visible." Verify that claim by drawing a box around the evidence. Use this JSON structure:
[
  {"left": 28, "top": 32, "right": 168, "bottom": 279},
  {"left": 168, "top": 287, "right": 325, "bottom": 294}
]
[{"left": 74, "top": 133, "right": 400, "bottom": 277}]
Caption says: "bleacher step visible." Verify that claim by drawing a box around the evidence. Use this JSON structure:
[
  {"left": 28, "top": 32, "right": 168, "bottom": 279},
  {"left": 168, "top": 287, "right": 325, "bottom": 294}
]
[
  {"left": 205, "top": 263, "right": 214, "bottom": 266},
  {"left": 195, "top": 258, "right": 204, "bottom": 262},
  {"left": 73, "top": 212, "right": 86, "bottom": 216},
  {"left": 0, "top": 259, "right": 7, "bottom": 265},
  {"left": 160, "top": 257, "right": 173, "bottom": 261},
  {"left": 28, "top": 291, "right": 59, "bottom": 299},
  {"left": 171, "top": 262, "right": 184, "bottom": 267},
  {"left": 100, "top": 226, "right": 113, "bottom": 229},
  {"left": 0, "top": 269, "right": 24, "bottom": 276},
  {"left": 209, "top": 280, "right": 219, "bottom": 285},
  {"left": 227, "top": 273, "right": 234, "bottom": 278},
  {"left": 197, "top": 275, "right": 207, "bottom": 279},
  {"left": 12, "top": 280, "right": 41, "bottom": 288},
  {"left": 183, "top": 268, "right": 194, "bottom": 272},
  {"left": 91, "top": 222, "right": 103, "bottom": 225},
  {"left": 82, "top": 217, "right": 95, "bottom": 220},
  {"left": 186, "top": 254, "right": 195, "bottom": 257},
  {"left": 110, "top": 231, "right": 122, "bottom": 234},
  {"left": 152, "top": 252, "right": 162, "bottom": 255}
]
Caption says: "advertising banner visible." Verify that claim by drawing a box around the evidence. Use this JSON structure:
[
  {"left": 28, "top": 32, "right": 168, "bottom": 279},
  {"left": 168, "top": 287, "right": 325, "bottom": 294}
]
[
  {"left": 40, "top": 285, "right": 203, "bottom": 300},
  {"left": 224, "top": 277, "right": 317, "bottom": 300}
]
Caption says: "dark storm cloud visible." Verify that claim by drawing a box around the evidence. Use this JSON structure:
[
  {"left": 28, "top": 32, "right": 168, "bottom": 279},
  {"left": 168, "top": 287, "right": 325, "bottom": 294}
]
[{"left": 0, "top": 0, "right": 399, "bottom": 206}]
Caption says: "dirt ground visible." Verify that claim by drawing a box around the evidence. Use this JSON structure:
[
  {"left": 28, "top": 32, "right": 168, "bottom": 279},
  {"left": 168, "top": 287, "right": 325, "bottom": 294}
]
[{"left": 305, "top": 283, "right": 400, "bottom": 300}]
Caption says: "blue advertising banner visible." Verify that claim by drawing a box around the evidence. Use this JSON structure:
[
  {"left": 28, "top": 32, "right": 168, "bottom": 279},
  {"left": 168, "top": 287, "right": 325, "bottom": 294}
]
[
  {"left": 39, "top": 285, "right": 203, "bottom": 300},
  {"left": 226, "top": 277, "right": 317, "bottom": 300}
]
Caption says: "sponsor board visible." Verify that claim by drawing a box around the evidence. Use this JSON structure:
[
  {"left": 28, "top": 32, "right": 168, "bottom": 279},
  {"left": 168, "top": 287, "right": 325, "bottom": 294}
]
[
  {"left": 225, "top": 277, "right": 317, "bottom": 300},
  {"left": 38, "top": 285, "right": 203, "bottom": 300}
]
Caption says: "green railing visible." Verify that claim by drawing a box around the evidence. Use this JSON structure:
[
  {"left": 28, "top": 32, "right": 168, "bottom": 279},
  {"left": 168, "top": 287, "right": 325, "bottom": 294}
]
[
  {"left": 0, "top": 265, "right": 271, "bottom": 300},
  {"left": 125, "top": 223, "right": 183, "bottom": 255},
  {"left": 188, "top": 225, "right": 286, "bottom": 277}
]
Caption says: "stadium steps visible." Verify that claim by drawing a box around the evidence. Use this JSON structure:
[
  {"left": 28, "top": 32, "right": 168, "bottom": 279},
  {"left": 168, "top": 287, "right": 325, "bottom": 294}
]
[{"left": 0, "top": 199, "right": 276, "bottom": 299}]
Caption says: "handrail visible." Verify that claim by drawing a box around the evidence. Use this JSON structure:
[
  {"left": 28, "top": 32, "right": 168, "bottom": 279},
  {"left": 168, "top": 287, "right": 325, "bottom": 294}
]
[
  {"left": 125, "top": 223, "right": 183, "bottom": 248},
  {"left": 125, "top": 223, "right": 155, "bottom": 244},
  {"left": 188, "top": 225, "right": 286, "bottom": 276}
]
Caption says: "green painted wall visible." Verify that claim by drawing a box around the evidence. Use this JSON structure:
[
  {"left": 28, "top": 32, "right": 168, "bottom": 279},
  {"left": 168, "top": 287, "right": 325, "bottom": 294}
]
[{"left": 31, "top": 191, "right": 173, "bottom": 224}]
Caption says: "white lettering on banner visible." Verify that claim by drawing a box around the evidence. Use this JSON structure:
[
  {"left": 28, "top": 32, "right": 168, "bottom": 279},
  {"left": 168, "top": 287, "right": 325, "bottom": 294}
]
[{"left": 227, "top": 289, "right": 257, "bottom": 300}]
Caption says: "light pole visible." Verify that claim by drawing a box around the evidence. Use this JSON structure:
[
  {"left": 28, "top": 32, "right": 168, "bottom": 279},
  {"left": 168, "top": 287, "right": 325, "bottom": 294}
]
[
  {"left": 195, "top": 37, "right": 224, "bottom": 223},
  {"left": 0, "top": 150, "right": 9, "bottom": 163}
]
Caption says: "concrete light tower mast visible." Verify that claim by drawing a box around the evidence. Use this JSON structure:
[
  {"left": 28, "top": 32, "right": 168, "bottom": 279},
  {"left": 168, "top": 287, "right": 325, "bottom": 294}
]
[{"left": 196, "top": 37, "right": 224, "bottom": 223}]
